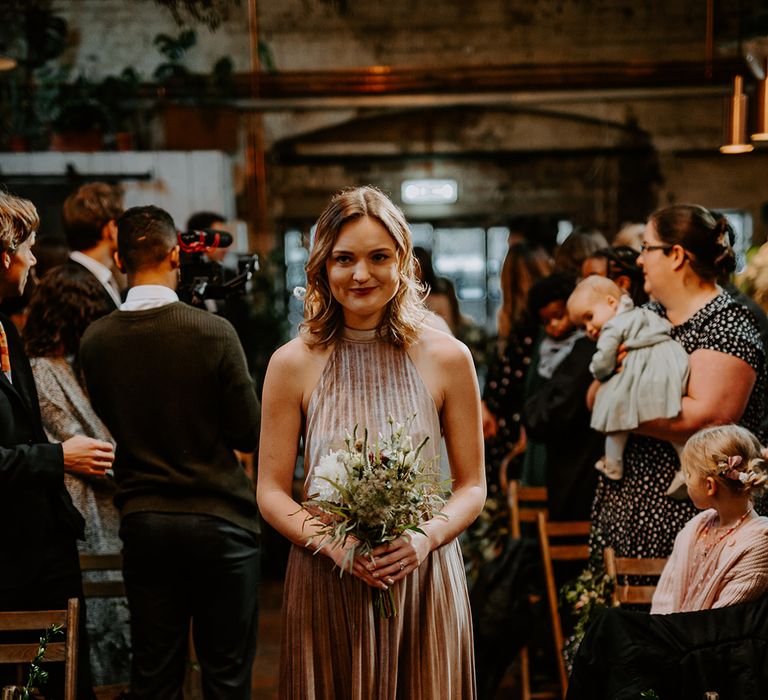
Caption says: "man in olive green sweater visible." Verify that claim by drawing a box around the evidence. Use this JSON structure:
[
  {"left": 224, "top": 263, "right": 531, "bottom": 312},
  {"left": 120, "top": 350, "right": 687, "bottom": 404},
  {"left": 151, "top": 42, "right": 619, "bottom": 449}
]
[{"left": 80, "top": 205, "right": 260, "bottom": 700}]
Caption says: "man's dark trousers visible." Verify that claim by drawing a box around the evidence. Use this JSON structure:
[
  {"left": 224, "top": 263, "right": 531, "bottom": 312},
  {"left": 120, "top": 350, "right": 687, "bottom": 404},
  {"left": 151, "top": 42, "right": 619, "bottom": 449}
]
[{"left": 120, "top": 512, "right": 260, "bottom": 700}]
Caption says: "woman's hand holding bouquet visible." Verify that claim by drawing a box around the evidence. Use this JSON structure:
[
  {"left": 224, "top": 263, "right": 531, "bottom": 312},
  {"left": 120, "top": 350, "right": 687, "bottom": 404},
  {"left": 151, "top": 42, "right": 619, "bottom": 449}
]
[{"left": 302, "top": 415, "right": 447, "bottom": 617}]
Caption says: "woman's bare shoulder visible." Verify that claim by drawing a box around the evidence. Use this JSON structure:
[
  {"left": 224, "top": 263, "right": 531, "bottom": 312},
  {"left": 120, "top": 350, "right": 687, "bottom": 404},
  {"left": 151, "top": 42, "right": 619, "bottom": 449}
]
[
  {"left": 414, "top": 324, "right": 473, "bottom": 368},
  {"left": 270, "top": 336, "right": 309, "bottom": 366},
  {"left": 268, "top": 336, "right": 331, "bottom": 377}
]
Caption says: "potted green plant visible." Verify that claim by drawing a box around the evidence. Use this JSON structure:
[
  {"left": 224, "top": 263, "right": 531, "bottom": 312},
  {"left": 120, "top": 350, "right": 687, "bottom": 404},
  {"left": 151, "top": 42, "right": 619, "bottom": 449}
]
[
  {"left": 48, "top": 74, "right": 109, "bottom": 151},
  {"left": 97, "top": 67, "right": 142, "bottom": 150},
  {"left": 153, "top": 28, "right": 240, "bottom": 151},
  {"left": 0, "top": 1, "right": 68, "bottom": 151}
]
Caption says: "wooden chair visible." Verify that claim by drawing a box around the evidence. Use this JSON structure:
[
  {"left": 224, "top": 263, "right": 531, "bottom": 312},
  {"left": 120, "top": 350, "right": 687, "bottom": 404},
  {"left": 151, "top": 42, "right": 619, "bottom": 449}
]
[
  {"left": 507, "top": 480, "right": 548, "bottom": 539},
  {"left": 603, "top": 547, "right": 668, "bottom": 607},
  {"left": 498, "top": 437, "right": 528, "bottom": 496},
  {"left": 79, "top": 554, "right": 130, "bottom": 700},
  {"left": 0, "top": 598, "right": 79, "bottom": 700},
  {"left": 537, "top": 511, "right": 591, "bottom": 700},
  {"left": 506, "top": 482, "right": 556, "bottom": 700},
  {"left": 79, "top": 554, "right": 126, "bottom": 598}
]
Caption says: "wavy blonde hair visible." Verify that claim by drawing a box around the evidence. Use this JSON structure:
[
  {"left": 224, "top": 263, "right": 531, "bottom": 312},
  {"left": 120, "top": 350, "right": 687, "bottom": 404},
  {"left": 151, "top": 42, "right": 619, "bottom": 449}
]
[
  {"left": 0, "top": 191, "right": 39, "bottom": 254},
  {"left": 682, "top": 424, "right": 768, "bottom": 496},
  {"left": 302, "top": 186, "right": 427, "bottom": 348}
]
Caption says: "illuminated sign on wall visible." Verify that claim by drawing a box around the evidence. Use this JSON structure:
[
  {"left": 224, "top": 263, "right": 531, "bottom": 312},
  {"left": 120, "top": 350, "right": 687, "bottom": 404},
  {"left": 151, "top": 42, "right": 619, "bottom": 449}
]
[{"left": 401, "top": 179, "right": 458, "bottom": 204}]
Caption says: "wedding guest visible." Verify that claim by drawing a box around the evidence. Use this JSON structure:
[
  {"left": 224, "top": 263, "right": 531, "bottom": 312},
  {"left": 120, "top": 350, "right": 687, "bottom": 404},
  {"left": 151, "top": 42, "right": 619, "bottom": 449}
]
[
  {"left": 62, "top": 182, "right": 124, "bottom": 309},
  {"left": 24, "top": 265, "right": 129, "bottom": 686},
  {"left": 553, "top": 227, "right": 608, "bottom": 278},
  {"left": 186, "top": 210, "right": 230, "bottom": 264},
  {"left": 413, "top": 245, "right": 457, "bottom": 331},
  {"left": 612, "top": 222, "right": 645, "bottom": 251},
  {"left": 737, "top": 240, "right": 768, "bottom": 313},
  {"left": 580, "top": 246, "right": 649, "bottom": 306},
  {"left": 589, "top": 204, "right": 767, "bottom": 563},
  {"left": 257, "top": 186, "right": 485, "bottom": 699},
  {"left": 80, "top": 206, "right": 260, "bottom": 700},
  {"left": 652, "top": 424, "right": 768, "bottom": 614},
  {"left": 0, "top": 191, "right": 114, "bottom": 699},
  {"left": 0, "top": 237, "right": 71, "bottom": 333},
  {"left": 482, "top": 241, "right": 552, "bottom": 491},
  {"left": 523, "top": 273, "right": 602, "bottom": 520},
  {"left": 567, "top": 276, "right": 688, "bottom": 483},
  {"left": 519, "top": 272, "right": 583, "bottom": 488}
]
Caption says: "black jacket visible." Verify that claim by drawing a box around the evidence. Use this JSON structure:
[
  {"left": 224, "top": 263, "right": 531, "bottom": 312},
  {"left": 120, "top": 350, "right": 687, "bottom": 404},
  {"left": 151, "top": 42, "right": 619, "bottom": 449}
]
[
  {"left": 524, "top": 335, "right": 602, "bottom": 522},
  {"left": 0, "top": 313, "right": 84, "bottom": 590},
  {"left": 65, "top": 258, "right": 119, "bottom": 311},
  {"left": 567, "top": 595, "right": 768, "bottom": 700}
]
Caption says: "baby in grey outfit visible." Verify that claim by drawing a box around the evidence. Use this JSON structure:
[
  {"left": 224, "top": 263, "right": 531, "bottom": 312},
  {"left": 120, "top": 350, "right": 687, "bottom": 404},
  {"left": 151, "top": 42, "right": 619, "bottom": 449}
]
[{"left": 568, "top": 276, "right": 689, "bottom": 493}]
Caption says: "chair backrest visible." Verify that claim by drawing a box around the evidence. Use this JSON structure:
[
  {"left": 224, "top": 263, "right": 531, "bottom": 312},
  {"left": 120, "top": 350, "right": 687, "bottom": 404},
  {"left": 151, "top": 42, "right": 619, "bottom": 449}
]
[
  {"left": 79, "top": 553, "right": 126, "bottom": 598},
  {"left": 508, "top": 480, "right": 549, "bottom": 539},
  {"left": 603, "top": 547, "right": 667, "bottom": 606},
  {"left": 498, "top": 442, "right": 528, "bottom": 495},
  {"left": 0, "top": 598, "right": 79, "bottom": 700},
  {"left": 536, "top": 511, "right": 591, "bottom": 699}
]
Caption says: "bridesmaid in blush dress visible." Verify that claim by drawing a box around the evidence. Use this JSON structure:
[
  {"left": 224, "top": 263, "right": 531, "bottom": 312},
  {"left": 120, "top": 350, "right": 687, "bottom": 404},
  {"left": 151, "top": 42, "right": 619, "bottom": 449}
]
[{"left": 257, "top": 186, "right": 485, "bottom": 699}]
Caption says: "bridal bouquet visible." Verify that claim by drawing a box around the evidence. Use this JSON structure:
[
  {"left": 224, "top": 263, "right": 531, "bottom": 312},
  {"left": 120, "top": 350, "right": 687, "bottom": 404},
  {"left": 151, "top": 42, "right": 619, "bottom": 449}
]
[{"left": 303, "top": 414, "right": 447, "bottom": 618}]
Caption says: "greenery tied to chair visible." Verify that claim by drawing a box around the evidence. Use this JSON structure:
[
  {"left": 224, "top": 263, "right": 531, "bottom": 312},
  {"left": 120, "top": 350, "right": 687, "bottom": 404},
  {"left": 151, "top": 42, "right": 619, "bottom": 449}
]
[
  {"left": 20, "top": 624, "right": 63, "bottom": 699},
  {"left": 560, "top": 567, "right": 614, "bottom": 667}
]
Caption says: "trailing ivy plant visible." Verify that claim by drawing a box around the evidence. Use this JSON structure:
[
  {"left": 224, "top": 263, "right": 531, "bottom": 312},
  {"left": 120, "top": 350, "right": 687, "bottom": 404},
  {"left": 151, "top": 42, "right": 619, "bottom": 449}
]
[
  {"left": 22, "top": 624, "right": 64, "bottom": 699},
  {"left": 146, "top": 0, "right": 242, "bottom": 30}
]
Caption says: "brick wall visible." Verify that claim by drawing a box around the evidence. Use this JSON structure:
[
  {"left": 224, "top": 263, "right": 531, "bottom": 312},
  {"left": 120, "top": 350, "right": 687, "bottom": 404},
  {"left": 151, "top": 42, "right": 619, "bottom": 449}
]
[
  {"left": 53, "top": 0, "right": 251, "bottom": 79},
  {"left": 54, "top": 0, "right": 747, "bottom": 74},
  {"left": 31, "top": 1, "right": 768, "bottom": 246}
]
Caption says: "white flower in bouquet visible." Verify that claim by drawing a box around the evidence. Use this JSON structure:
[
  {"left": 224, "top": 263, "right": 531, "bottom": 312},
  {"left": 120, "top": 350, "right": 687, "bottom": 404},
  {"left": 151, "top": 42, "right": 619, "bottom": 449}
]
[
  {"left": 302, "top": 413, "right": 448, "bottom": 618},
  {"left": 309, "top": 450, "right": 349, "bottom": 503}
]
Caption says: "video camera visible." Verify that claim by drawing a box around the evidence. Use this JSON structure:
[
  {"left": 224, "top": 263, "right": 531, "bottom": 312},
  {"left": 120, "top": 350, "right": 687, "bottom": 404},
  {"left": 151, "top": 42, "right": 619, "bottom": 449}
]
[{"left": 177, "top": 228, "right": 259, "bottom": 306}]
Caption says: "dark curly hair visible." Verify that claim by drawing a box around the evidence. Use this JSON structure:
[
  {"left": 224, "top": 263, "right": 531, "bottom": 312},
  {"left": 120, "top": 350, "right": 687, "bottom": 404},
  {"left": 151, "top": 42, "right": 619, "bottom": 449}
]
[
  {"left": 527, "top": 272, "right": 576, "bottom": 319},
  {"left": 24, "top": 265, "right": 112, "bottom": 358},
  {"left": 588, "top": 246, "right": 649, "bottom": 306}
]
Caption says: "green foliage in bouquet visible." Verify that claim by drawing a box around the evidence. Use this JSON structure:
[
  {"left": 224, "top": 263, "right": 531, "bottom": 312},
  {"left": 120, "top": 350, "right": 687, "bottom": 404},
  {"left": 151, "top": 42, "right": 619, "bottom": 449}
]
[{"left": 302, "top": 415, "right": 448, "bottom": 617}]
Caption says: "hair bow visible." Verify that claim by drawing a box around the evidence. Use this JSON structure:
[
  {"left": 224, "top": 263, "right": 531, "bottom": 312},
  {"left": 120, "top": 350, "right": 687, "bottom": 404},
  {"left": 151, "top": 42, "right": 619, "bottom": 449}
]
[{"left": 717, "top": 455, "right": 752, "bottom": 483}]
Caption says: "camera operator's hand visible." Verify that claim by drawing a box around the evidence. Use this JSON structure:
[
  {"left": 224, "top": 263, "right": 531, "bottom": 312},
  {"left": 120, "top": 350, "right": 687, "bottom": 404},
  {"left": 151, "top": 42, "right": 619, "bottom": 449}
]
[{"left": 62, "top": 436, "right": 114, "bottom": 477}]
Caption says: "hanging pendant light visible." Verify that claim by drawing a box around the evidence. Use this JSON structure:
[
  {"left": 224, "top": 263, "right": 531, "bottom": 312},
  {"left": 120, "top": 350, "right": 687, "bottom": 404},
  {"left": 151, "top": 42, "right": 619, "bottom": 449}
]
[
  {"left": 752, "top": 59, "right": 768, "bottom": 142},
  {"left": 720, "top": 75, "right": 754, "bottom": 154},
  {"left": 0, "top": 44, "right": 16, "bottom": 71}
]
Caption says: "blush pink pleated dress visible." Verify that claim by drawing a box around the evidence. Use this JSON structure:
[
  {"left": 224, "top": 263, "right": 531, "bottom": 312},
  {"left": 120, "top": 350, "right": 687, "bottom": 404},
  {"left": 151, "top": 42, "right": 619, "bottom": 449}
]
[{"left": 279, "top": 327, "right": 476, "bottom": 699}]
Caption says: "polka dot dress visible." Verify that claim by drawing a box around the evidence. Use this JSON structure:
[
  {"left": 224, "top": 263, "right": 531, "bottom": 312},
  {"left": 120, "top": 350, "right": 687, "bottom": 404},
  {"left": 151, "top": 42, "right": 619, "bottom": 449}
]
[
  {"left": 482, "top": 317, "right": 538, "bottom": 494},
  {"left": 591, "top": 292, "right": 767, "bottom": 559}
]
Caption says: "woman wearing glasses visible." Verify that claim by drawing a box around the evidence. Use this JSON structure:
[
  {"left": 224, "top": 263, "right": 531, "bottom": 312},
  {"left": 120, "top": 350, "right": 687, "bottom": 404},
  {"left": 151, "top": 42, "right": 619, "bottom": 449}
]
[{"left": 589, "top": 204, "right": 767, "bottom": 561}]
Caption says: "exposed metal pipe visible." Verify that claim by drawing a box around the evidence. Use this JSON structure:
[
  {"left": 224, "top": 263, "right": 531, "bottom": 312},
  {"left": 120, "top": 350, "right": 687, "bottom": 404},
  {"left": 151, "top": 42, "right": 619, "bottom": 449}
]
[
  {"left": 706, "top": 0, "right": 714, "bottom": 79},
  {"left": 246, "top": 0, "right": 271, "bottom": 252},
  {"left": 229, "top": 85, "right": 731, "bottom": 113}
]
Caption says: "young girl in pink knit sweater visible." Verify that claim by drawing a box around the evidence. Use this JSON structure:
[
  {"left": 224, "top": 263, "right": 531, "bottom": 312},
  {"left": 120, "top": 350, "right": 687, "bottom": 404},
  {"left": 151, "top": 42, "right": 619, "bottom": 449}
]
[{"left": 651, "top": 424, "right": 768, "bottom": 614}]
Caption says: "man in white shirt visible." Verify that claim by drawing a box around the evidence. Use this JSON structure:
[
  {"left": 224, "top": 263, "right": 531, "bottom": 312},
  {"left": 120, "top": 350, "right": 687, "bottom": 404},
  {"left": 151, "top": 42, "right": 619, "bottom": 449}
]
[
  {"left": 62, "top": 182, "right": 124, "bottom": 309},
  {"left": 81, "top": 206, "right": 260, "bottom": 700}
]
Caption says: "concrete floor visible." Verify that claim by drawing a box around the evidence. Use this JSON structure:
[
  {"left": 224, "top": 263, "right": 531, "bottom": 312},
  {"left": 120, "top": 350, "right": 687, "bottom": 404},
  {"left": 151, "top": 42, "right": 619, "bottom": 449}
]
[
  {"left": 97, "top": 575, "right": 534, "bottom": 699},
  {"left": 251, "top": 579, "right": 282, "bottom": 699}
]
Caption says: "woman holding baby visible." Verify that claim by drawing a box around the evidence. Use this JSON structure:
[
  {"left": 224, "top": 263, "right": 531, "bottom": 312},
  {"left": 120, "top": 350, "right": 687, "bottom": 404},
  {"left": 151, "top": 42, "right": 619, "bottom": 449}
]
[{"left": 587, "top": 204, "right": 767, "bottom": 560}]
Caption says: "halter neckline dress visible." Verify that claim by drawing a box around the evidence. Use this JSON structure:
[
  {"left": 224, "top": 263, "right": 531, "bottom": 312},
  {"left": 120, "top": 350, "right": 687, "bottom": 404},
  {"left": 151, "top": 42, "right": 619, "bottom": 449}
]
[{"left": 279, "top": 326, "right": 476, "bottom": 699}]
